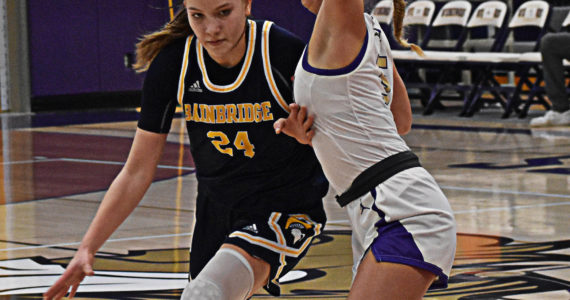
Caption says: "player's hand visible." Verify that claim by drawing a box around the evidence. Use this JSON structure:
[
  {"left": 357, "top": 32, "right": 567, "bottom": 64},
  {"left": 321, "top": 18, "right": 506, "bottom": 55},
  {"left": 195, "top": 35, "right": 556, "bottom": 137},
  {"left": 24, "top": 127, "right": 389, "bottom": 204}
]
[
  {"left": 274, "top": 103, "right": 315, "bottom": 146},
  {"left": 43, "top": 248, "right": 95, "bottom": 300}
]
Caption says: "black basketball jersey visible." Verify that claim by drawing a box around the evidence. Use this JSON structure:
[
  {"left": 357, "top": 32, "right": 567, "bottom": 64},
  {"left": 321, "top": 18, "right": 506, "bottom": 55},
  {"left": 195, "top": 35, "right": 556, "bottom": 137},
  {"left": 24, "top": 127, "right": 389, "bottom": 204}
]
[{"left": 176, "top": 20, "right": 327, "bottom": 212}]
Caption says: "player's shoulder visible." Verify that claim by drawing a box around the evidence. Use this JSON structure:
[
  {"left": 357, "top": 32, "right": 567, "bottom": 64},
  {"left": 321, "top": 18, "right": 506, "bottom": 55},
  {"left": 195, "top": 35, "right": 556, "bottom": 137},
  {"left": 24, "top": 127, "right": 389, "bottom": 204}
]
[
  {"left": 154, "top": 37, "right": 188, "bottom": 66},
  {"left": 144, "top": 36, "right": 189, "bottom": 82}
]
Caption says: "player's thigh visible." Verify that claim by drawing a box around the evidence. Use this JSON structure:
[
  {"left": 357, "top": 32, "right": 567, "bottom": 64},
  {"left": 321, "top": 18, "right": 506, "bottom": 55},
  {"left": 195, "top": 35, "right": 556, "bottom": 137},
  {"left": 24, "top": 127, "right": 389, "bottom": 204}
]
[{"left": 348, "top": 251, "right": 436, "bottom": 300}]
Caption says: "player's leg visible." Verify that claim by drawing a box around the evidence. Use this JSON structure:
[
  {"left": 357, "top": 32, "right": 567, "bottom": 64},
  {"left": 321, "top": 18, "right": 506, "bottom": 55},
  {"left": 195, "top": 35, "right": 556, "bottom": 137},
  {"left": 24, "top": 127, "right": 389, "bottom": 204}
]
[
  {"left": 183, "top": 193, "right": 263, "bottom": 300},
  {"left": 181, "top": 244, "right": 269, "bottom": 300},
  {"left": 348, "top": 251, "right": 435, "bottom": 300},
  {"left": 541, "top": 32, "right": 570, "bottom": 113},
  {"left": 221, "top": 243, "right": 270, "bottom": 298},
  {"left": 345, "top": 167, "right": 456, "bottom": 299}
]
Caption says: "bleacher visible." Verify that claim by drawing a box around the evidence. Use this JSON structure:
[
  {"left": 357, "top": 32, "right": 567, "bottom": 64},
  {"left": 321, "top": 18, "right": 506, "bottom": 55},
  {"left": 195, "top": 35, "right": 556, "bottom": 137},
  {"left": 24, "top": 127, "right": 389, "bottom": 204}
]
[{"left": 371, "top": 0, "right": 570, "bottom": 118}]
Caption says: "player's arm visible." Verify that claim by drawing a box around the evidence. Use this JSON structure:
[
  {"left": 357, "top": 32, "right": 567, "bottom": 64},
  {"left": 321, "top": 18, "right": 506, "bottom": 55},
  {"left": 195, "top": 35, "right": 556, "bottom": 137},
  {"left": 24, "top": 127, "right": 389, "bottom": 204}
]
[
  {"left": 303, "top": 0, "right": 366, "bottom": 69},
  {"left": 390, "top": 65, "right": 412, "bottom": 135},
  {"left": 43, "top": 129, "right": 168, "bottom": 300}
]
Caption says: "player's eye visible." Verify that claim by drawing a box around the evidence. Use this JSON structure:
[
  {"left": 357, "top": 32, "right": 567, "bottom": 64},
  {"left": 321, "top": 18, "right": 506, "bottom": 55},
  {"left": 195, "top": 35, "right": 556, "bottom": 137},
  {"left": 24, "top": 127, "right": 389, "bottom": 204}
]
[{"left": 219, "top": 9, "right": 231, "bottom": 17}]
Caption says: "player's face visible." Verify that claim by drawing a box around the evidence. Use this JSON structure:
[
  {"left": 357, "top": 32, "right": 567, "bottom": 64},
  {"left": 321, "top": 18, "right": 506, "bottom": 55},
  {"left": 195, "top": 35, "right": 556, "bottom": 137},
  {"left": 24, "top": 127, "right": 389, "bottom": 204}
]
[
  {"left": 301, "top": 0, "right": 323, "bottom": 15},
  {"left": 185, "top": 0, "right": 252, "bottom": 67}
]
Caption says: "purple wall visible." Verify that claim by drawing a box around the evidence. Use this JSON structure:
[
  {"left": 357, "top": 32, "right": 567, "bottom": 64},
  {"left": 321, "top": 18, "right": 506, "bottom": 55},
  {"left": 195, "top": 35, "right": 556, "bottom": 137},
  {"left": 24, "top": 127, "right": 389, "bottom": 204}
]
[
  {"left": 28, "top": 0, "right": 169, "bottom": 97},
  {"left": 252, "top": 1, "right": 316, "bottom": 43},
  {"left": 27, "top": 1, "right": 316, "bottom": 98}
]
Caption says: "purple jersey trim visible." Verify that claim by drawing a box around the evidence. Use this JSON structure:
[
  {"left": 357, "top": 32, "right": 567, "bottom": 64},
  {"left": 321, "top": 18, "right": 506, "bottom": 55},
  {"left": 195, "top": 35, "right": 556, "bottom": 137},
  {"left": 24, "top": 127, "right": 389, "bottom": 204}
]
[{"left": 301, "top": 30, "right": 369, "bottom": 76}]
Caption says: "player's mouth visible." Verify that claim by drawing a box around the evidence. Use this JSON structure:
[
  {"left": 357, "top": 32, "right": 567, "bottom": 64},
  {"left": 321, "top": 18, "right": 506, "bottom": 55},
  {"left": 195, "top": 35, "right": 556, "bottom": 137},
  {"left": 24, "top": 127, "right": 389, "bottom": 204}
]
[{"left": 206, "top": 39, "right": 225, "bottom": 47}]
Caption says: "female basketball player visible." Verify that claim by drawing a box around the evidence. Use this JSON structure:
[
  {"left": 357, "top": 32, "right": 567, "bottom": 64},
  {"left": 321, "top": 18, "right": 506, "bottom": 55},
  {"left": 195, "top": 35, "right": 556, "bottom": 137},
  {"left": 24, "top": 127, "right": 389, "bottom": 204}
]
[
  {"left": 274, "top": 0, "right": 456, "bottom": 298},
  {"left": 43, "top": 0, "right": 328, "bottom": 299}
]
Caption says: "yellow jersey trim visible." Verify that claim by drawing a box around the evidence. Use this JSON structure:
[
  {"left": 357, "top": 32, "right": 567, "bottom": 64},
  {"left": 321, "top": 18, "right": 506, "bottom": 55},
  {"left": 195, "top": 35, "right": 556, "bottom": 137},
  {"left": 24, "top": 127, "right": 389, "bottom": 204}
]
[
  {"left": 261, "top": 21, "right": 290, "bottom": 113},
  {"left": 177, "top": 35, "right": 193, "bottom": 106},
  {"left": 197, "top": 20, "right": 256, "bottom": 93}
]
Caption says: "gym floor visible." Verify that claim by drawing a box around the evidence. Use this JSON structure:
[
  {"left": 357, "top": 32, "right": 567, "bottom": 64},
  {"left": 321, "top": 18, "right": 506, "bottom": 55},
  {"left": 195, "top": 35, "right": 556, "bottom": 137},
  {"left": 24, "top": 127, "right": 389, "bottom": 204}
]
[{"left": 0, "top": 101, "right": 569, "bottom": 299}]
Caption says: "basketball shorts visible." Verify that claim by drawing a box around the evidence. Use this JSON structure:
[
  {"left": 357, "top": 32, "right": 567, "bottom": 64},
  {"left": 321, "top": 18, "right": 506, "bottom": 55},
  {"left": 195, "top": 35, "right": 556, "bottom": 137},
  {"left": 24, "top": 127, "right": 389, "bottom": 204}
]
[
  {"left": 346, "top": 167, "right": 456, "bottom": 289},
  {"left": 190, "top": 194, "right": 326, "bottom": 296}
]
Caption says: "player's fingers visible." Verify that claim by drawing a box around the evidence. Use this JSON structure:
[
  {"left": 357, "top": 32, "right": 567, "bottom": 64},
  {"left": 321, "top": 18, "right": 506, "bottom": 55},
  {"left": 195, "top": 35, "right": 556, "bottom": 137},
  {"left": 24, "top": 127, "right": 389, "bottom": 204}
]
[
  {"left": 306, "top": 129, "right": 316, "bottom": 142},
  {"left": 53, "top": 286, "right": 70, "bottom": 300},
  {"left": 289, "top": 103, "right": 300, "bottom": 120},
  {"left": 274, "top": 118, "right": 287, "bottom": 134},
  {"left": 303, "top": 115, "right": 314, "bottom": 131},
  {"left": 83, "top": 265, "right": 94, "bottom": 277},
  {"left": 298, "top": 105, "right": 308, "bottom": 122},
  {"left": 68, "top": 284, "right": 80, "bottom": 299},
  {"left": 44, "top": 276, "right": 69, "bottom": 299}
]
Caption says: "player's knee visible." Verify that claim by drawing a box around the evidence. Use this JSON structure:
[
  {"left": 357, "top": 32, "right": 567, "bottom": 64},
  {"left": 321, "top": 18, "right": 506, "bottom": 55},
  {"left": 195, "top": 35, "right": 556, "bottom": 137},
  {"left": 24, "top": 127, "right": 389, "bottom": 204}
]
[
  {"left": 181, "top": 248, "right": 255, "bottom": 300},
  {"left": 181, "top": 278, "right": 223, "bottom": 300}
]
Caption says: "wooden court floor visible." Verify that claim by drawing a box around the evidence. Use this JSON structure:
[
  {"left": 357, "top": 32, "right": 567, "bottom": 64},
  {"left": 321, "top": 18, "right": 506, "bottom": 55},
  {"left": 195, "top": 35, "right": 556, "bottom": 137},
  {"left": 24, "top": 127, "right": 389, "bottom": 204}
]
[{"left": 0, "top": 103, "right": 569, "bottom": 299}]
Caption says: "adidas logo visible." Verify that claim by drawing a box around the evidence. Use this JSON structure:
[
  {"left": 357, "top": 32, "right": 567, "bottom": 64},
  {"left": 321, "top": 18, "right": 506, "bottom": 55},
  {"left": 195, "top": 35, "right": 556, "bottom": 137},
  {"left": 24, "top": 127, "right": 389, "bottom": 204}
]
[
  {"left": 242, "top": 224, "right": 258, "bottom": 234},
  {"left": 188, "top": 81, "right": 203, "bottom": 92}
]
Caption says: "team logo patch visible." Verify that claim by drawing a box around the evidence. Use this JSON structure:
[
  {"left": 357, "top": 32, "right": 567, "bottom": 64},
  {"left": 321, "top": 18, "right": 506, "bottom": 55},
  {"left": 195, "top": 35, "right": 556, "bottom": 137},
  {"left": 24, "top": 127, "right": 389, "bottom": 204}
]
[
  {"left": 376, "top": 56, "right": 388, "bottom": 69},
  {"left": 285, "top": 216, "right": 313, "bottom": 246},
  {"left": 290, "top": 228, "right": 306, "bottom": 245}
]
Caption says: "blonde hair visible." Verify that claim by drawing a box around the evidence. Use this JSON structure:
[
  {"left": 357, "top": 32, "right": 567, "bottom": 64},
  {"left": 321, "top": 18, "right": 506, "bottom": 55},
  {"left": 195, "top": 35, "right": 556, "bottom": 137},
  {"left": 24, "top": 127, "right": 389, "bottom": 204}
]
[
  {"left": 392, "top": 0, "right": 424, "bottom": 56},
  {"left": 133, "top": 9, "right": 192, "bottom": 72}
]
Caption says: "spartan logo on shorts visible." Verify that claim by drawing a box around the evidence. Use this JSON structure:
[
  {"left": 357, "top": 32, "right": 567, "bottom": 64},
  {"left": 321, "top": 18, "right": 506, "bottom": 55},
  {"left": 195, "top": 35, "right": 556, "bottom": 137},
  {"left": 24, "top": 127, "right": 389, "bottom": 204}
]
[{"left": 285, "top": 216, "right": 313, "bottom": 246}]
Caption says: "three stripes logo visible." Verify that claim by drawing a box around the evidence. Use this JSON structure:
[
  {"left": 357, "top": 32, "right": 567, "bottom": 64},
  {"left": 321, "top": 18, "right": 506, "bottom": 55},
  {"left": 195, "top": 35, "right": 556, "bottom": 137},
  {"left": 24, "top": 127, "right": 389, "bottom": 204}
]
[{"left": 188, "top": 80, "right": 203, "bottom": 93}]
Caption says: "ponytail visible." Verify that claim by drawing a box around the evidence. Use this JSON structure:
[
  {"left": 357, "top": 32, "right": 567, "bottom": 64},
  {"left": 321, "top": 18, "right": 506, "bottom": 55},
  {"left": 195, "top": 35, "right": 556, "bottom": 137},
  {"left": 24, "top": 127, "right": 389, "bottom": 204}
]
[
  {"left": 133, "top": 9, "right": 192, "bottom": 72},
  {"left": 392, "top": 0, "right": 424, "bottom": 56}
]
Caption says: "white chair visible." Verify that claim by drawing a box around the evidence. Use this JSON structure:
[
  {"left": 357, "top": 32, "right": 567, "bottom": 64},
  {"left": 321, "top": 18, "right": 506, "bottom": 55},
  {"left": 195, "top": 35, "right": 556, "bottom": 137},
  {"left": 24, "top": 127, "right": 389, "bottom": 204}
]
[
  {"left": 403, "top": 0, "right": 436, "bottom": 48},
  {"left": 371, "top": 0, "right": 393, "bottom": 25},
  {"left": 463, "top": 0, "right": 551, "bottom": 118},
  {"left": 394, "top": 1, "right": 473, "bottom": 115},
  {"left": 563, "top": 10, "right": 570, "bottom": 28}
]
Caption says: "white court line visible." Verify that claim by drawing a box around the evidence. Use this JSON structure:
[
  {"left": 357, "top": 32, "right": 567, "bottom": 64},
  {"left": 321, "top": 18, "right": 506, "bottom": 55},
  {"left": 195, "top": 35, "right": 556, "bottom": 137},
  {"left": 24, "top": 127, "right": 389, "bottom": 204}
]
[
  {"left": 453, "top": 201, "right": 570, "bottom": 214},
  {"left": 440, "top": 185, "right": 570, "bottom": 199},
  {"left": 0, "top": 233, "right": 192, "bottom": 252},
  {"left": 59, "top": 158, "right": 195, "bottom": 171},
  {"left": 0, "top": 157, "right": 195, "bottom": 171}
]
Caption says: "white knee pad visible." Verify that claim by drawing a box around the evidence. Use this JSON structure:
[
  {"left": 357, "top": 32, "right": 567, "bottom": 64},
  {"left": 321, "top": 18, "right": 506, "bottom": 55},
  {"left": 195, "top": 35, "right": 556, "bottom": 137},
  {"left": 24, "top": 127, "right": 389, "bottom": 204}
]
[{"left": 181, "top": 248, "right": 255, "bottom": 300}]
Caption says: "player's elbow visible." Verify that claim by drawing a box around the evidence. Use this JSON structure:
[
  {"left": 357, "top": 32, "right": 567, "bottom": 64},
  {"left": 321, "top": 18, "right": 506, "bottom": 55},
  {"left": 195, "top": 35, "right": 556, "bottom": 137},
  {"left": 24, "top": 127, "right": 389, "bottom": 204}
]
[
  {"left": 397, "top": 123, "right": 411, "bottom": 135},
  {"left": 395, "top": 117, "right": 412, "bottom": 135}
]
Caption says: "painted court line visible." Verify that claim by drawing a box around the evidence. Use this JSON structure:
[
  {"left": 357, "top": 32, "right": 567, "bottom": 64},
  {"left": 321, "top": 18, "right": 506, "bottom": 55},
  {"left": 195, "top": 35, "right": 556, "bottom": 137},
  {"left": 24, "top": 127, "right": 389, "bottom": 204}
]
[
  {"left": 0, "top": 233, "right": 193, "bottom": 252},
  {"left": 453, "top": 201, "right": 570, "bottom": 214},
  {"left": 440, "top": 185, "right": 570, "bottom": 199},
  {"left": 0, "top": 157, "right": 195, "bottom": 171}
]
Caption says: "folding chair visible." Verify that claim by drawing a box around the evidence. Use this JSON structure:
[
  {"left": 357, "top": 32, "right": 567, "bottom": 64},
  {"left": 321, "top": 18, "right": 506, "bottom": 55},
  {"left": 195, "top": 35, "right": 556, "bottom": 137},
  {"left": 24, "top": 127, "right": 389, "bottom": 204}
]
[
  {"left": 370, "top": 0, "right": 401, "bottom": 50},
  {"left": 394, "top": 0, "right": 473, "bottom": 114},
  {"left": 463, "top": 0, "right": 551, "bottom": 118},
  {"left": 402, "top": 0, "right": 436, "bottom": 49},
  {"left": 511, "top": 7, "right": 570, "bottom": 118},
  {"left": 391, "top": 0, "right": 436, "bottom": 102},
  {"left": 418, "top": 0, "right": 509, "bottom": 115}
]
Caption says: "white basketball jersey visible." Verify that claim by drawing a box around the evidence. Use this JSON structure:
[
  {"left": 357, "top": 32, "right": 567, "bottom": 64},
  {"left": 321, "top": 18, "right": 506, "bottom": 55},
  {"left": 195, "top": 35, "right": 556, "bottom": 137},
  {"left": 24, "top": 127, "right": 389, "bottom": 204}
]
[{"left": 294, "top": 14, "right": 410, "bottom": 193}]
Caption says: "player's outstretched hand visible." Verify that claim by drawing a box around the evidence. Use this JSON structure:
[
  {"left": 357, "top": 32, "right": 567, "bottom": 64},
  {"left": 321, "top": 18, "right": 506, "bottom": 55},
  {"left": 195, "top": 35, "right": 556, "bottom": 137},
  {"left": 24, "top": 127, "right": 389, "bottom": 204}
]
[
  {"left": 274, "top": 103, "right": 315, "bottom": 146},
  {"left": 43, "top": 248, "right": 95, "bottom": 300}
]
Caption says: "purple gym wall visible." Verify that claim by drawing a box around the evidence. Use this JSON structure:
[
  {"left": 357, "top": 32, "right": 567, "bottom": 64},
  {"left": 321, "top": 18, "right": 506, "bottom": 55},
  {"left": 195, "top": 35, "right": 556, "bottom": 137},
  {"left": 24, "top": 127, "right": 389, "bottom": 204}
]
[
  {"left": 27, "top": 1, "right": 316, "bottom": 99},
  {"left": 252, "top": 1, "right": 316, "bottom": 42},
  {"left": 27, "top": 0, "right": 171, "bottom": 97}
]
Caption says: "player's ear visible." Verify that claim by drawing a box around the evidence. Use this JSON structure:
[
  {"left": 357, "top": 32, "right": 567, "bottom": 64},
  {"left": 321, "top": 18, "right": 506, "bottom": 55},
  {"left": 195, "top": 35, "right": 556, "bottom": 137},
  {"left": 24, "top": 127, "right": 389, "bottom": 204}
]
[{"left": 245, "top": 0, "right": 252, "bottom": 16}]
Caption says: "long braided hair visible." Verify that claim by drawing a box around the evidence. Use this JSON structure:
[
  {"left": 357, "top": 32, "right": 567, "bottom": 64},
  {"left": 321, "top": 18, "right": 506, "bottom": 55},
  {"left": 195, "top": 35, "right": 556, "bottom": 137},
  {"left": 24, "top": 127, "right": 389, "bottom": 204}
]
[{"left": 392, "top": 0, "right": 424, "bottom": 55}]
